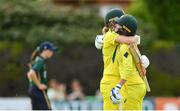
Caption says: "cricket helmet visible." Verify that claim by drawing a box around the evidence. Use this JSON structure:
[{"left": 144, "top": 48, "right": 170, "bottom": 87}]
[
  {"left": 104, "top": 8, "right": 125, "bottom": 25},
  {"left": 115, "top": 14, "right": 137, "bottom": 36}
]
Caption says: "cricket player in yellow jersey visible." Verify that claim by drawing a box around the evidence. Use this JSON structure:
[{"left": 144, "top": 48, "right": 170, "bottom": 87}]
[
  {"left": 110, "top": 15, "right": 150, "bottom": 110},
  {"left": 97, "top": 8, "right": 141, "bottom": 110}
]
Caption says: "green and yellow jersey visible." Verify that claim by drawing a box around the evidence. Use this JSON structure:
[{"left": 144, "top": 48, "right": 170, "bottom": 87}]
[
  {"left": 116, "top": 44, "right": 144, "bottom": 85},
  {"left": 100, "top": 30, "right": 121, "bottom": 110},
  {"left": 102, "top": 30, "right": 119, "bottom": 77},
  {"left": 30, "top": 56, "right": 48, "bottom": 87}
]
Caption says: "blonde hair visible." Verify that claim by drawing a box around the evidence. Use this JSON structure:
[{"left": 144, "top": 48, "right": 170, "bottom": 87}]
[
  {"left": 28, "top": 47, "right": 40, "bottom": 68},
  {"left": 102, "top": 26, "right": 109, "bottom": 35}
]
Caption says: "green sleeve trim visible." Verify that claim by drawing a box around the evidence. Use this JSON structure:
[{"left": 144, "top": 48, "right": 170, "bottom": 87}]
[{"left": 112, "top": 45, "right": 118, "bottom": 63}]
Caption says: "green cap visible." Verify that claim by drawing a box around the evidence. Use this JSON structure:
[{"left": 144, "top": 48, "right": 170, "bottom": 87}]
[
  {"left": 104, "top": 8, "right": 125, "bottom": 25},
  {"left": 116, "top": 14, "right": 137, "bottom": 36}
]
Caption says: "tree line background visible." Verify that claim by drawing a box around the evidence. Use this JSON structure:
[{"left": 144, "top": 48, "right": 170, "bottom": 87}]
[{"left": 0, "top": 0, "right": 179, "bottom": 96}]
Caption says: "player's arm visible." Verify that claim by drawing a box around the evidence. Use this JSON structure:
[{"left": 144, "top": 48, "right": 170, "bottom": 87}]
[
  {"left": 110, "top": 78, "right": 127, "bottom": 104},
  {"left": 115, "top": 35, "right": 140, "bottom": 44},
  {"left": 95, "top": 34, "right": 140, "bottom": 50},
  {"left": 27, "top": 70, "right": 46, "bottom": 90},
  {"left": 27, "top": 70, "right": 47, "bottom": 90}
]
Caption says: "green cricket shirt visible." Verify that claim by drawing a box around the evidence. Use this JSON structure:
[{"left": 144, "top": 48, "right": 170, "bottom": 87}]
[{"left": 30, "top": 56, "right": 48, "bottom": 87}]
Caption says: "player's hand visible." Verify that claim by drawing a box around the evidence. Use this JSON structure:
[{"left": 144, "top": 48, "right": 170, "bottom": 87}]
[
  {"left": 110, "top": 84, "right": 122, "bottom": 104},
  {"left": 134, "top": 35, "right": 141, "bottom": 45},
  {"left": 140, "top": 55, "right": 150, "bottom": 68},
  {"left": 95, "top": 35, "right": 104, "bottom": 50},
  {"left": 38, "top": 84, "right": 47, "bottom": 90},
  {"left": 142, "top": 67, "right": 147, "bottom": 75}
]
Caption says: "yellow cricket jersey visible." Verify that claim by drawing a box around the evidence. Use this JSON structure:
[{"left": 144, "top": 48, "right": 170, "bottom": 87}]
[
  {"left": 100, "top": 30, "right": 121, "bottom": 110},
  {"left": 117, "top": 44, "right": 144, "bottom": 85},
  {"left": 102, "top": 30, "right": 119, "bottom": 76}
]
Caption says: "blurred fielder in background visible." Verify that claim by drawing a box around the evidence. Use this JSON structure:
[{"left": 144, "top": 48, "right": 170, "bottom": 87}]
[{"left": 27, "top": 41, "right": 57, "bottom": 110}]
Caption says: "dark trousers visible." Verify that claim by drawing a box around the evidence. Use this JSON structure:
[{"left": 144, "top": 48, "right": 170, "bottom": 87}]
[{"left": 28, "top": 85, "right": 51, "bottom": 110}]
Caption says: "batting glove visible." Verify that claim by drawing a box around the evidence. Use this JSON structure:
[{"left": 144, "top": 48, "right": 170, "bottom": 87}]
[
  {"left": 140, "top": 55, "right": 150, "bottom": 68},
  {"left": 95, "top": 35, "right": 104, "bottom": 50},
  {"left": 110, "top": 84, "right": 122, "bottom": 104},
  {"left": 135, "top": 35, "right": 141, "bottom": 45}
]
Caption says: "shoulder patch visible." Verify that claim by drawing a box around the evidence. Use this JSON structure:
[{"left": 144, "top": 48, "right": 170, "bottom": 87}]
[{"left": 124, "top": 52, "right": 129, "bottom": 58}]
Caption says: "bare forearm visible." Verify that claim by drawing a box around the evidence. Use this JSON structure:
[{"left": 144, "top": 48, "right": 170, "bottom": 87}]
[
  {"left": 115, "top": 35, "right": 136, "bottom": 44},
  {"left": 28, "top": 70, "right": 41, "bottom": 87},
  {"left": 118, "top": 79, "right": 126, "bottom": 86}
]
